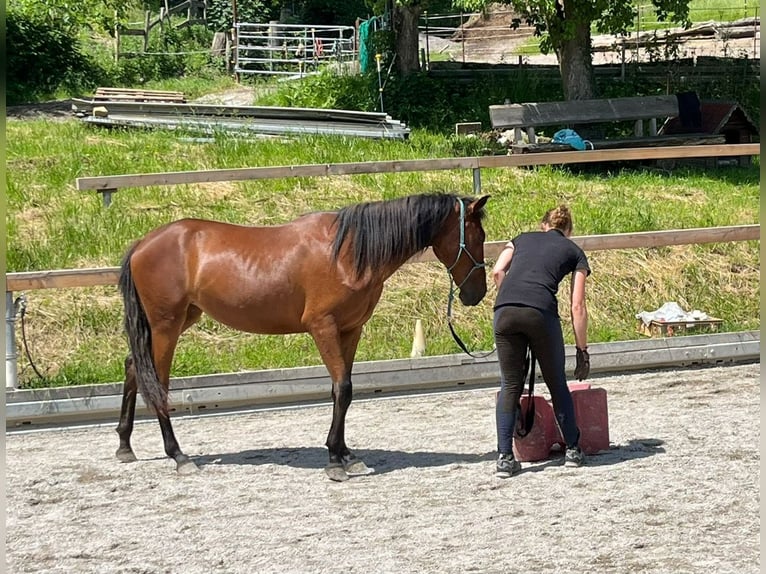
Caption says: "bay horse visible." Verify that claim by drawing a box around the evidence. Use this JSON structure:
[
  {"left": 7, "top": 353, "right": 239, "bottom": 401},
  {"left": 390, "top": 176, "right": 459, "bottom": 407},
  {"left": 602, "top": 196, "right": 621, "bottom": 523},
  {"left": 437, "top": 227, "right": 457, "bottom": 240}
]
[{"left": 116, "top": 192, "right": 490, "bottom": 481}]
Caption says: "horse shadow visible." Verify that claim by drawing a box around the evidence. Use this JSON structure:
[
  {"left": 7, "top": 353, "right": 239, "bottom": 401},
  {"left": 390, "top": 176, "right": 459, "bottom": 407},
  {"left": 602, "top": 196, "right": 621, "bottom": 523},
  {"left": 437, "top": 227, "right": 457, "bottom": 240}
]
[
  {"left": 193, "top": 446, "right": 496, "bottom": 475},
  {"left": 191, "top": 438, "right": 664, "bottom": 475}
]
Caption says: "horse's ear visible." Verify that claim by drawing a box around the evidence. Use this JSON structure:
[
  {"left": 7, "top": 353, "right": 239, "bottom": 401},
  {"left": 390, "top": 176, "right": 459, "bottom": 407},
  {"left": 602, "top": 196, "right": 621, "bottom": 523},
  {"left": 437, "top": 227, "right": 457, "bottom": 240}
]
[{"left": 469, "top": 194, "right": 490, "bottom": 214}]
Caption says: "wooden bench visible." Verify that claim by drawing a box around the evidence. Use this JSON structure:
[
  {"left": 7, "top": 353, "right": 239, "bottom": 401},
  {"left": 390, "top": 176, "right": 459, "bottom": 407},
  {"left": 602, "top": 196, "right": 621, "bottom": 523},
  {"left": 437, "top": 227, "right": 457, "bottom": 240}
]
[{"left": 488, "top": 94, "right": 720, "bottom": 153}]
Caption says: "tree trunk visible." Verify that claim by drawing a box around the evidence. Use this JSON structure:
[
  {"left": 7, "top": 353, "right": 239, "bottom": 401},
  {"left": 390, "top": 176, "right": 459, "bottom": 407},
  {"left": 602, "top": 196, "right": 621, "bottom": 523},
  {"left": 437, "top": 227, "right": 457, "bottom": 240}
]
[
  {"left": 394, "top": 3, "right": 422, "bottom": 74},
  {"left": 555, "top": 20, "right": 595, "bottom": 100}
]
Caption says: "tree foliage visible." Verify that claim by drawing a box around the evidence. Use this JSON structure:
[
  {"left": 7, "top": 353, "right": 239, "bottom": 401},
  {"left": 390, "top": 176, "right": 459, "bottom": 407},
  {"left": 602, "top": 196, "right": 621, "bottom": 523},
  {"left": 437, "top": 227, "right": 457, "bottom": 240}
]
[
  {"left": 9, "top": 0, "right": 131, "bottom": 35},
  {"left": 6, "top": 9, "right": 96, "bottom": 104},
  {"left": 206, "top": 0, "right": 277, "bottom": 33},
  {"left": 206, "top": 0, "right": 370, "bottom": 31},
  {"left": 454, "top": 0, "right": 691, "bottom": 49},
  {"left": 453, "top": 0, "right": 692, "bottom": 99}
]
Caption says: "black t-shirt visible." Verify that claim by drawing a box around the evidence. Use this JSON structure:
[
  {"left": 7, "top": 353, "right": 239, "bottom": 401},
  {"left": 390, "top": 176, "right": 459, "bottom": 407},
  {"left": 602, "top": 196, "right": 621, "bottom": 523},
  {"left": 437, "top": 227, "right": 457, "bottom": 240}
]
[{"left": 493, "top": 229, "right": 591, "bottom": 316}]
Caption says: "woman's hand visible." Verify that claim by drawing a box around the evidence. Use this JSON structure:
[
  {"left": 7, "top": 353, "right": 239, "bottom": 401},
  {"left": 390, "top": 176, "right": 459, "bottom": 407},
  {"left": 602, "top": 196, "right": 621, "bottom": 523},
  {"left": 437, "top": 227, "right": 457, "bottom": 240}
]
[{"left": 574, "top": 347, "right": 590, "bottom": 380}]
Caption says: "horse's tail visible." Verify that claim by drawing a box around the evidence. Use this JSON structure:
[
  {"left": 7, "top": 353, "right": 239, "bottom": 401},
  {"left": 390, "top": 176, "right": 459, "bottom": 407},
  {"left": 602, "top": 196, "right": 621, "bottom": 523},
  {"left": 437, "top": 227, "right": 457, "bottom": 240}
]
[{"left": 119, "top": 245, "right": 168, "bottom": 416}]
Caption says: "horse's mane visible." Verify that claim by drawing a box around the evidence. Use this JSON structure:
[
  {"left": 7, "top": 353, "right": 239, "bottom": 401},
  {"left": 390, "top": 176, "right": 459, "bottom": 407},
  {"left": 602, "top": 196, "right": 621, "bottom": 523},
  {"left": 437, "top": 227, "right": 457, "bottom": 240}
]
[{"left": 331, "top": 193, "right": 483, "bottom": 276}]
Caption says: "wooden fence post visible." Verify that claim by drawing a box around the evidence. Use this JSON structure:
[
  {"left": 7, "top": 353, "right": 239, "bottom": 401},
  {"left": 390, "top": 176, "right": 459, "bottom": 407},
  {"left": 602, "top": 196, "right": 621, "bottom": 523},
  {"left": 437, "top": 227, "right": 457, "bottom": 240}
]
[
  {"left": 114, "top": 14, "right": 121, "bottom": 63},
  {"left": 144, "top": 10, "right": 151, "bottom": 51}
]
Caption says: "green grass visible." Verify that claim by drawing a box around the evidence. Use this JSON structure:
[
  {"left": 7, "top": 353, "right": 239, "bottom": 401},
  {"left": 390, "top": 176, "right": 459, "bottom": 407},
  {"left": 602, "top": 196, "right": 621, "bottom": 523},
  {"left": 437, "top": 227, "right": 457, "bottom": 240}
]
[{"left": 6, "top": 118, "right": 760, "bottom": 389}]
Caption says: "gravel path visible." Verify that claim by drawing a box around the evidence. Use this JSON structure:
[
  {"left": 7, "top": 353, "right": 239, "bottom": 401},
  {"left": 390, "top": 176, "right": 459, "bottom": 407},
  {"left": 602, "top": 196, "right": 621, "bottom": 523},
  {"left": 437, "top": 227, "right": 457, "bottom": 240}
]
[{"left": 6, "top": 362, "right": 760, "bottom": 574}]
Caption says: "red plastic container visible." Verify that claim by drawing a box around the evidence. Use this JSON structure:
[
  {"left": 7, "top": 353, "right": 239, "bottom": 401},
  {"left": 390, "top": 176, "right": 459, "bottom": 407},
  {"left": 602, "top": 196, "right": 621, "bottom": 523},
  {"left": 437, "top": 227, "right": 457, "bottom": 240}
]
[
  {"left": 570, "top": 386, "right": 610, "bottom": 454},
  {"left": 508, "top": 382, "right": 610, "bottom": 461},
  {"left": 512, "top": 395, "right": 561, "bottom": 462}
]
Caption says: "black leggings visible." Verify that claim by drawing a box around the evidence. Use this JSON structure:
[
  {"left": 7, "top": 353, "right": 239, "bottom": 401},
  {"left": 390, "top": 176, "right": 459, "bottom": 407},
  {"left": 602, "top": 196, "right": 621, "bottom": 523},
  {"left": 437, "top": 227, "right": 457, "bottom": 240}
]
[{"left": 494, "top": 305, "right": 579, "bottom": 454}]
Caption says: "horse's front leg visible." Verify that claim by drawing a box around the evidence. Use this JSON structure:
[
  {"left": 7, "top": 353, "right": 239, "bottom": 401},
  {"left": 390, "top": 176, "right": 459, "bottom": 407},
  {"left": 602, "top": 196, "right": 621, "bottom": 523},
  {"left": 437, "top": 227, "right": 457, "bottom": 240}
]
[{"left": 311, "top": 322, "right": 370, "bottom": 481}]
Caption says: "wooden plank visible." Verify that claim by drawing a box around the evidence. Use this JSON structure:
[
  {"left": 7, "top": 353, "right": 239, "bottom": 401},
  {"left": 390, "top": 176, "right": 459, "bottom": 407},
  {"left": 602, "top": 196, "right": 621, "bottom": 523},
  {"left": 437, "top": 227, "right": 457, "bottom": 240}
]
[
  {"left": 6, "top": 268, "right": 121, "bottom": 291},
  {"left": 510, "top": 135, "right": 725, "bottom": 154},
  {"left": 77, "top": 158, "right": 477, "bottom": 190},
  {"left": 95, "top": 88, "right": 184, "bottom": 96},
  {"left": 92, "top": 88, "right": 186, "bottom": 103},
  {"left": 477, "top": 144, "right": 759, "bottom": 169},
  {"left": 76, "top": 144, "right": 760, "bottom": 192},
  {"left": 115, "top": 29, "right": 146, "bottom": 36},
  {"left": 489, "top": 95, "right": 680, "bottom": 129},
  {"left": 7, "top": 225, "right": 759, "bottom": 291},
  {"left": 483, "top": 225, "right": 760, "bottom": 259},
  {"left": 92, "top": 95, "right": 187, "bottom": 103},
  {"left": 455, "top": 122, "right": 482, "bottom": 135}
]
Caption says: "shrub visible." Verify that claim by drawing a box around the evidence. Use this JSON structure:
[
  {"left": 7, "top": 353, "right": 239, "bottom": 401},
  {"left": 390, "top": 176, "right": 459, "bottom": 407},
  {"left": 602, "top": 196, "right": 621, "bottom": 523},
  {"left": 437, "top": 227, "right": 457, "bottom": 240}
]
[{"left": 6, "top": 9, "right": 97, "bottom": 104}]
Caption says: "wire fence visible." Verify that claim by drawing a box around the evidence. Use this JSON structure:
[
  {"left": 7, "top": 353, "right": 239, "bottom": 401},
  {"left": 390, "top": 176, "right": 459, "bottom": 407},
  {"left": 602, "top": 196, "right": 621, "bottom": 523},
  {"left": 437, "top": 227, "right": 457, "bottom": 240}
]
[{"left": 420, "top": 4, "right": 760, "bottom": 67}]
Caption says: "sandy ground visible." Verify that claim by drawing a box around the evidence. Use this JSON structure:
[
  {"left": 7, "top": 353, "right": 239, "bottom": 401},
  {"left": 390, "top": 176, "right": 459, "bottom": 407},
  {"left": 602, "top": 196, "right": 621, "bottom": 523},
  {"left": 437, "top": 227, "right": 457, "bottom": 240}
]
[{"left": 5, "top": 361, "right": 760, "bottom": 574}]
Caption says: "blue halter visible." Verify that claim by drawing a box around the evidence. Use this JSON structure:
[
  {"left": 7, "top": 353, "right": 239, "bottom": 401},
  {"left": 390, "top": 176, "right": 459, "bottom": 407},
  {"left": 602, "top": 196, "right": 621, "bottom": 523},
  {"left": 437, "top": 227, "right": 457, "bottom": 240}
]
[
  {"left": 445, "top": 198, "right": 495, "bottom": 359},
  {"left": 446, "top": 198, "right": 485, "bottom": 287}
]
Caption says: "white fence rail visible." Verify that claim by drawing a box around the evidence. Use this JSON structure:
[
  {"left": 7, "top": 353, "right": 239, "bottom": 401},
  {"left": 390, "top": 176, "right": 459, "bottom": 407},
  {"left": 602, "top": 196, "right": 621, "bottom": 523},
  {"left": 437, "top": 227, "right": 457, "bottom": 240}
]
[{"left": 235, "top": 22, "right": 357, "bottom": 76}]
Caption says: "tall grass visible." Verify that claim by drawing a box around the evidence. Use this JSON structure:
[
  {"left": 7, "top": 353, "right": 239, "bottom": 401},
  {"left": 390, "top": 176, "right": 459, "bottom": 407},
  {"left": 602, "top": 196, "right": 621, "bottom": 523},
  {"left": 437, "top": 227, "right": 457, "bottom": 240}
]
[{"left": 6, "top": 118, "right": 760, "bottom": 388}]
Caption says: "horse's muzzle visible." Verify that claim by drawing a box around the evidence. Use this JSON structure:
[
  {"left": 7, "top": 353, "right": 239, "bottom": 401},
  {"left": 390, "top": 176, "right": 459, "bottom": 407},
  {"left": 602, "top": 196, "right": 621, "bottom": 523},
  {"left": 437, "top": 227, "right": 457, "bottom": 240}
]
[{"left": 459, "top": 284, "right": 487, "bottom": 306}]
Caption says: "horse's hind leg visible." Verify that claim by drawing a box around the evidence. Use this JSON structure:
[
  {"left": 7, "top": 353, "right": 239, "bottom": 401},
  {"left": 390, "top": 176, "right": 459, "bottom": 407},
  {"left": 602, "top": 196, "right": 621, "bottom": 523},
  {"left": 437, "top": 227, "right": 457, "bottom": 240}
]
[
  {"left": 151, "top": 309, "right": 202, "bottom": 474},
  {"left": 115, "top": 355, "right": 139, "bottom": 462}
]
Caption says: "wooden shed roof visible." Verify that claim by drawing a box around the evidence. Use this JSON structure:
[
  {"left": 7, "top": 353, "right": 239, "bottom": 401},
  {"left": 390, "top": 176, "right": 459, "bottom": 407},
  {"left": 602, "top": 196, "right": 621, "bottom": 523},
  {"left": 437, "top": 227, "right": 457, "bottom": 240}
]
[{"left": 660, "top": 101, "right": 759, "bottom": 136}]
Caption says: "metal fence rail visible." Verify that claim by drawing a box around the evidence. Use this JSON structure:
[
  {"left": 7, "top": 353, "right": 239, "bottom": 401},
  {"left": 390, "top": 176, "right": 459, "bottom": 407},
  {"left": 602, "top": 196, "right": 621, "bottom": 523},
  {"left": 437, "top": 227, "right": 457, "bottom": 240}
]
[
  {"left": 235, "top": 22, "right": 357, "bottom": 76},
  {"left": 6, "top": 331, "right": 759, "bottom": 430}
]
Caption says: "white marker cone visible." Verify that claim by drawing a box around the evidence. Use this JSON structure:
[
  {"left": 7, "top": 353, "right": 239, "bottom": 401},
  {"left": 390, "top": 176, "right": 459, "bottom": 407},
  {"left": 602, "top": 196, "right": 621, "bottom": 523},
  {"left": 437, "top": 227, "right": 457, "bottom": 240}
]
[{"left": 410, "top": 319, "right": 426, "bottom": 358}]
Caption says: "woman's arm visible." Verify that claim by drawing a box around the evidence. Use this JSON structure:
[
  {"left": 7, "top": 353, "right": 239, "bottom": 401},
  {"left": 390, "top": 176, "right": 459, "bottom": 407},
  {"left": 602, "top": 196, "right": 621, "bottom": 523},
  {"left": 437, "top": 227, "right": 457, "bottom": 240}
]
[
  {"left": 570, "top": 269, "right": 588, "bottom": 349},
  {"left": 491, "top": 244, "right": 514, "bottom": 289}
]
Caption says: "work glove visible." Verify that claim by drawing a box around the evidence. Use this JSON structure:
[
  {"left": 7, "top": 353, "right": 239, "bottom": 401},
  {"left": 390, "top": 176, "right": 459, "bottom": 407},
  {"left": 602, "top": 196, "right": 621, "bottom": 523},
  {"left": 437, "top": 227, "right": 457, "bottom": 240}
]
[{"left": 574, "top": 347, "right": 590, "bottom": 381}]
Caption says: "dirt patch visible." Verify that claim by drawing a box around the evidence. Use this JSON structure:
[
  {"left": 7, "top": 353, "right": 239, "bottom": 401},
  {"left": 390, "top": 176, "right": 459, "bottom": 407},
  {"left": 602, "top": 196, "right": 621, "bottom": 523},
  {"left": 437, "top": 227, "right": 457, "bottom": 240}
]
[
  {"left": 6, "top": 362, "right": 760, "bottom": 574},
  {"left": 191, "top": 86, "right": 257, "bottom": 106},
  {"left": 6, "top": 100, "right": 74, "bottom": 121}
]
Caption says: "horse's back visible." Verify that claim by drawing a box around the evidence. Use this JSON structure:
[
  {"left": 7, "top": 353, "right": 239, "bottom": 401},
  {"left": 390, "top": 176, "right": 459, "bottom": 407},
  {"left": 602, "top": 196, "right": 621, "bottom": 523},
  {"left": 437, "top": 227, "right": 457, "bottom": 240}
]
[
  {"left": 133, "top": 215, "right": 335, "bottom": 261},
  {"left": 126, "top": 214, "right": 345, "bottom": 334}
]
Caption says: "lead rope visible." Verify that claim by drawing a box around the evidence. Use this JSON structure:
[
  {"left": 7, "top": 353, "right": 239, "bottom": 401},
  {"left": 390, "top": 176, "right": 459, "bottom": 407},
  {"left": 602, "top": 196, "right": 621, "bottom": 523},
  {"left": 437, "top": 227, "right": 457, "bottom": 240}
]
[
  {"left": 446, "top": 199, "right": 496, "bottom": 359},
  {"left": 515, "top": 348, "right": 536, "bottom": 437}
]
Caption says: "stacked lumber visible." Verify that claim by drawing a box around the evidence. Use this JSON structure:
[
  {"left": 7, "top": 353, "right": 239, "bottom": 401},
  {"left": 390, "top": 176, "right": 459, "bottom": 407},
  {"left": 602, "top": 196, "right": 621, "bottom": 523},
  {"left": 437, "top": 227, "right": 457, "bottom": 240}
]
[{"left": 93, "top": 87, "right": 186, "bottom": 103}]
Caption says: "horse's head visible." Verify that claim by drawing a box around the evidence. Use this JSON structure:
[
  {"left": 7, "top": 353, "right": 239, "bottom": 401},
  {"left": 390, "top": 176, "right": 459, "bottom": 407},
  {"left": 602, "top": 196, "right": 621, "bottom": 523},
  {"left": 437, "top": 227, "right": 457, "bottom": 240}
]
[{"left": 432, "top": 195, "right": 490, "bottom": 306}]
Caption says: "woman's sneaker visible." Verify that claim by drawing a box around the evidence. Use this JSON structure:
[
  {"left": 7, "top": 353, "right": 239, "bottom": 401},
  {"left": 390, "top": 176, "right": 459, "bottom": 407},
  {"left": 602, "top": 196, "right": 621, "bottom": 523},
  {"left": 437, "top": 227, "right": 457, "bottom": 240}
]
[
  {"left": 495, "top": 453, "right": 521, "bottom": 478},
  {"left": 565, "top": 446, "right": 585, "bottom": 467}
]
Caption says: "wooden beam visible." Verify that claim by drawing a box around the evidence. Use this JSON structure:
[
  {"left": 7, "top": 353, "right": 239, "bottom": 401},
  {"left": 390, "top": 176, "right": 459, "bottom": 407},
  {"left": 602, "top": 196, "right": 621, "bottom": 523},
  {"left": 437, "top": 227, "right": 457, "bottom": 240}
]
[
  {"left": 8, "top": 225, "right": 758, "bottom": 291},
  {"left": 484, "top": 224, "right": 760, "bottom": 258},
  {"left": 6, "top": 268, "right": 121, "bottom": 291},
  {"left": 77, "top": 158, "right": 480, "bottom": 190},
  {"left": 76, "top": 144, "right": 760, "bottom": 192},
  {"left": 477, "top": 144, "right": 759, "bottom": 168},
  {"left": 489, "top": 95, "right": 680, "bottom": 129}
]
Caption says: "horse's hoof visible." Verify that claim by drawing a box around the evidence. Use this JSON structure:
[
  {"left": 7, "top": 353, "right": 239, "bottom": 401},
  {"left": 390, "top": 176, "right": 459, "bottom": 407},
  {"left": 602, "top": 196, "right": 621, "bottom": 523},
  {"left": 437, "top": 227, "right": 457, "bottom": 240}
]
[
  {"left": 116, "top": 448, "right": 137, "bottom": 463},
  {"left": 177, "top": 459, "right": 199, "bottom": 475},
  {"left": 343, "top": 457, "right": 374, "bottom": 476},
  {"left": 325, "top": 464, "right": 349, "bottom": 482}
]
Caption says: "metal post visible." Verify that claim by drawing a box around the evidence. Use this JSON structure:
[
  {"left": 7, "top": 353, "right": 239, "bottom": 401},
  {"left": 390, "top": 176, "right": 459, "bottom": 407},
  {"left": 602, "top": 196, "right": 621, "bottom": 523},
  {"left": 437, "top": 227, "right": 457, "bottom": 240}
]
[
  {"left": 6, "top": 291, "right": 19, "bottom": 389},
  {"left": 472, "top": 167, "right": 481, "bottom": 195},
  {"left": 100, "top": 189, "right": 115, "bottom": 207},
  {"left": 424, "top": 10, "right": 430, "bottom": 71},
  {"left": 376, "top": 53, "right": 384, "bottom": 112},
  {"left": 461, "top": 13, "right": 465, "bottom": 65}
]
